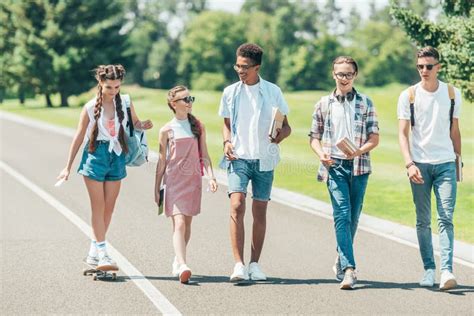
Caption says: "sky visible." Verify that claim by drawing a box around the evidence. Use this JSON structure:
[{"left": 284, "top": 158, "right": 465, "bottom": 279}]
[{"left": 207, "top": 0, "right": 390, "bottom": 18}]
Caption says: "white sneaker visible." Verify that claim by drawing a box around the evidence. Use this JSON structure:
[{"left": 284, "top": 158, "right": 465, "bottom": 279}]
[
  {"left": 97, "top": 253, "right": 118, "bottom": 270},
  {"left": 419, "top": 269, "right": 435, "bottom": 287},
  {"left": 178, "top": 264, "right": 192, "bottom": 284},
  {"left": 172, "top": 257, "right": 179, "bottom": 277},
  {"left": 85, "top": 255, "right": 98, "bottom": 266},
  {"left": 248, "top": 262, "right": 267, "bottom": 281},
  {"left": 439, "top": 270, "right": 457, "bottom": 290},
  {"left": 230, "top": 262, "right": 249, "bottom": 282},
  {"left": 340, "top": 269, "right": 357, "bottom": 290},
  {"left": 332, "top": 256, "right": 344, "bottom": 281}
]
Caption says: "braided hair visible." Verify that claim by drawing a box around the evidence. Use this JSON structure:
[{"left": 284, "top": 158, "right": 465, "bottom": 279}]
[
  {"left": 88, "top": 64, "right": 128, "bottom": 153},
  {"left": 166, "top": 85, "right": 201, "bottom": 139}
]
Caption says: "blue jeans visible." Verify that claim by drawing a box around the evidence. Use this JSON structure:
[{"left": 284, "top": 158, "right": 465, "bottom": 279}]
[
  {"left": 326, "top": 158, "right": 369, "bottom": 271},
  {"left": 411, "top": 161, "right": 456, "bottom": 272},
  {"left": 227, "top": 159, "right": 274, "bottom": 201}
]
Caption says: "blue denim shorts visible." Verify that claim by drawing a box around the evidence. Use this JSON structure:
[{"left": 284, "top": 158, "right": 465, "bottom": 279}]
[
  {"left": 226, "top": 159, "right": 274, "bottom": 201},
  {"left": 77, "top": 141, "right": 126, "bottom": 182}
]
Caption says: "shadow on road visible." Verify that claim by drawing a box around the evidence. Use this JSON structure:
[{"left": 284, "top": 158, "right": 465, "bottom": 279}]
[
  {"left": 355, "top": 280, "right": 474, "bottom": 295},
  {"left": 122, "top": 275, "right": 474, "bottom": 294}
]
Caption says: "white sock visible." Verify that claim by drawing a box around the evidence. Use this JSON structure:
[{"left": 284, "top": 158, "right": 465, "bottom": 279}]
[{"left": 88, "top": 240, "right": 97, "bottom": 258}]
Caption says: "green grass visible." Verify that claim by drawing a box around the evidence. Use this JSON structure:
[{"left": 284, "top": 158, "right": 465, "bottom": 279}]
[{"left": 2, "top": 83, "right": 473, "bottom": 243}]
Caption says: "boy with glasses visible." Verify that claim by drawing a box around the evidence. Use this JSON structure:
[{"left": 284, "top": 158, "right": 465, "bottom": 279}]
[
  {"left": 309, "top": 56, "right": 380, "bottom": 289},
  {"left": 219, "top": 43, "right": 291, "bottom": 282},
  {"left": 397, "top": 46, "right": 462, "bottom": 290}
]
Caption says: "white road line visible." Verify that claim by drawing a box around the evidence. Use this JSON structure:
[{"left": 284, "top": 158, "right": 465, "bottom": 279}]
[{"left": 0, "top": 160, "right": 181, "bottom": 316}]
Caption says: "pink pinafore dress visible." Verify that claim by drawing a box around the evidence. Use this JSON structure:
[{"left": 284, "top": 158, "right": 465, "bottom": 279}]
[{"left": 163, "top": 118, "right": 202, "bottom": 217}]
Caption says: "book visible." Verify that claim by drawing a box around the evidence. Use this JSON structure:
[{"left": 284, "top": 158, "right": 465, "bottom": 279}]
[
  {"left": 336, "top": 137, "right": 358, "bottom": 156},
  {"left": 158, "top": 186, "right": 165, "bottom": 215},
  {"left": 456, "top": 154, "right": 463, "bottom": 182},
  {"left": 269, "top": 108, "right": 284, "bottom": 139}
]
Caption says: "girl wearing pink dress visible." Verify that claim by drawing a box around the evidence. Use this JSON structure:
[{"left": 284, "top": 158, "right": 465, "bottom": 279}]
[{"left": 154, "top": 85, "right": 218, "bottom": 283}]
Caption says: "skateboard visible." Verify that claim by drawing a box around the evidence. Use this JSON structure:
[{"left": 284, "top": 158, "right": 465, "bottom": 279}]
[{"left": 83, "top": 260, "right": 118, "bottom": 281}]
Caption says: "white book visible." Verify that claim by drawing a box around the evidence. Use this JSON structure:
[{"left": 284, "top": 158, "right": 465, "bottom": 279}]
[{"left": 269, "top": 108, "right": 284, "bottom": 139}]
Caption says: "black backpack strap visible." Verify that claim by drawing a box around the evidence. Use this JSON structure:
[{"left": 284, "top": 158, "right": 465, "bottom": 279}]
[
  {"left": 408, "top": 85, "right": 416, "bottom": 127},
  {"left": 448, "top": 84, "right": 455, "bottom": 131},
  {"left": 123, "top": 95, "right": 134, "bottom": 137},
  {"left": 126, "top": 107, "right": 134, "bottom": 137}
]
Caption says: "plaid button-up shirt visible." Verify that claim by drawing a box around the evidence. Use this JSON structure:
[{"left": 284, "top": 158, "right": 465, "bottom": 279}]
[{"left": 309, "top": 91, "right": 379, "bottom": 182}]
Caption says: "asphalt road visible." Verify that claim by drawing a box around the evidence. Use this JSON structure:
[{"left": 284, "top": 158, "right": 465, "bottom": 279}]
[{"left": 1, "top": 115, "right": 473, "bottom": 315}]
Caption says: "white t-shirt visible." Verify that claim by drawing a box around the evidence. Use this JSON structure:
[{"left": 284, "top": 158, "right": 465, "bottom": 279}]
[
  {"left": 397, "top": 81, "right": 461, "bottom": 164},
  {"left": 168, "top": 117, "right": 194, "bottom": 139},
  {"left": 330, "top": 98, "right": 356, "bottom": 159},
  {"left": 234, "top": 82, "right": 260, "bottom": 159}
]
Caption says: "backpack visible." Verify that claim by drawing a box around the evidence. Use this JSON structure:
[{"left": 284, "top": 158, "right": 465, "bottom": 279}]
[
  {"left": 408, "top": 84, "right": 455, "bottom": 130},
  {"left": 123, "top": 95, "right": 148, "bottom": 167}
]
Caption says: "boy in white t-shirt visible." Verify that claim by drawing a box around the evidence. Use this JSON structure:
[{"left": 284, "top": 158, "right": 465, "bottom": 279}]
[
  {"left": 219, "top": 43, "right": 291, "bottom": 283},
  {"left": 397, "top": 46, "right": 462, "bottom": 291}
]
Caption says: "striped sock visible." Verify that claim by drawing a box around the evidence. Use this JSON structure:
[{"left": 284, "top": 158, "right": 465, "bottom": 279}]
[{"left": 96, "top": 241, "right": 107, "bottom": 258}]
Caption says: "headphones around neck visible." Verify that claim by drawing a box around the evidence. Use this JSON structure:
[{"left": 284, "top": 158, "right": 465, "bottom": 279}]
[{"left": 334, "top": 88, "right": 356, "bottom": 103}]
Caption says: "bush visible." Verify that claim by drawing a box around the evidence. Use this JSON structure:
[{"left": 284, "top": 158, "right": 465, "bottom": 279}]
[{"left": 191, "top": 72, "right": 227, "bottom": 91}]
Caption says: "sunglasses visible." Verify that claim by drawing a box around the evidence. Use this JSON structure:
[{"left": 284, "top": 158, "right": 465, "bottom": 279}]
[
  {"left": 335, "top": 72, "right": 355, "bottom": 80},
  {"left": 416, "top": 63, "right": 439, "bottom": 71},
  {"left": 174, "top": 96, "right": 195, "bottom": 103},
  {"left": 233, "top": 64, "right": 256, "bottom": 71}
]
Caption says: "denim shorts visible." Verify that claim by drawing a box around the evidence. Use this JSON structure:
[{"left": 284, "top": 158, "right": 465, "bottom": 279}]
[
  {"left": 226, "top": 159, "right": 274, "bottom": 201},
  {"left": 77, "top": 141, "right": 126, "bottom": 182}
]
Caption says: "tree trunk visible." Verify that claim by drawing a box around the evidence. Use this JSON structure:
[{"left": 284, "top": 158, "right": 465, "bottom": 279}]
[
  {"left": 45, "top": 94, "right": 53, "bottom": 107},
  {"left": 19, "top": 88, "right": 25, "bottom": 105},
  {"left": 60, "top": 92, "right": 69, "bottom": 107}
]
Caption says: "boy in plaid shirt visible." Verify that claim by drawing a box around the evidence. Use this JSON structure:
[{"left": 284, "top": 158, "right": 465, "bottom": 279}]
[{"left": 309, "top": 56, "right": 379, "bottom": 289}]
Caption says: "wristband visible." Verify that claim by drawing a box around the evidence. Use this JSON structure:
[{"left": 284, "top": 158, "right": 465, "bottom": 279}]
[
  {"left": 405, "top": 161, "right": 415, "bottom": 169},
  {"left": 223, "top": 140, "right": 231, "bottom": 146}
]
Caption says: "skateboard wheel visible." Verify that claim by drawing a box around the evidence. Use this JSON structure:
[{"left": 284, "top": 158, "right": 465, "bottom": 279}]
[
  {"left": 112, "top": 273, "right": 117, "bottom": 280},
  {"left": 93, "top": 275, "right": 98, "bottom": 281},
  {"left": 83, "top": 270, "right": 87, "bottom": 276}
]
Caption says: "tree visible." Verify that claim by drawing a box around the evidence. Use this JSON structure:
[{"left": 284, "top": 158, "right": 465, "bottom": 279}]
[
  {"left": 2, "top": 1, "right": 55, "bottom": 105},
  {"left": 178, "top": 11, "right": 246, "bottom": 87},
  {"left": 348, "top": 21, "right": 417, "bottom": 86},
  {"left": 241, "top": 0, "right": 291, "bottom": 14},
  {"left": 8, "top": 0, "right": 127, "bottom": 107},
  {"left": 240, "top": 1, "right": 322, "bottom": 84},
  {"left": 321, "top": 0, "right": 344, "bottom": 35},
  {"left": 239, "top": 11, "right": 280, "bottom": 82},
  {"left": 278, "top": 35, "right": 341, "bottom": 91},
  {"left": 0, "top": 1, "right": 21, "bottom": 103},
  {"left": 390, "top": 0, "right": 473, "bottom": 101},
  {"left": 123, "top": 0, "right": 207, "bottom": 89},
  {"left": 50, "top": 0, "right": 127, "bottom": 106}
]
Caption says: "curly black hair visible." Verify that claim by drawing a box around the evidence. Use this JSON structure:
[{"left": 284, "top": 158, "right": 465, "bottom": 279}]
[{"left": 236, "top": 43, "right": 263, "bottom": 65}]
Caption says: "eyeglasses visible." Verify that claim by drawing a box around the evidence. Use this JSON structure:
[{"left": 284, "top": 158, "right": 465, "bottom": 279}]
[
  {"left": 173, "top": 96, "right": 195, "bottom": 103},
  {"left": 233, "top": 64, "right": 256, "bottom": 71},
  {"left": 335, "top": 72, "right": 355, "bottom": 80},
  {"left": 416, "top": 63, "right": 439, "bottom": 71}
]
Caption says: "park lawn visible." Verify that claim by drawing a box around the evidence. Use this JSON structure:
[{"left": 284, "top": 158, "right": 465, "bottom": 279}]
[{"left": 2, "top": 83, "right": 473, "bottom": 243}]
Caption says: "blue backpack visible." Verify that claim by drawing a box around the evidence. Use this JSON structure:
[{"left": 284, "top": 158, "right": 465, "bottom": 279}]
[{"left": 123, "top": 95, "right": 148, "bottom": 167}]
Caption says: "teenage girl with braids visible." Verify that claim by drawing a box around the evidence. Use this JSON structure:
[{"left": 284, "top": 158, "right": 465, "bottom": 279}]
[
  {"left": 154, "top": 85, "right": 218, "bottom": 283},
  {"left": 57, "top": 64, "right": 153, "bottom": 269}
]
